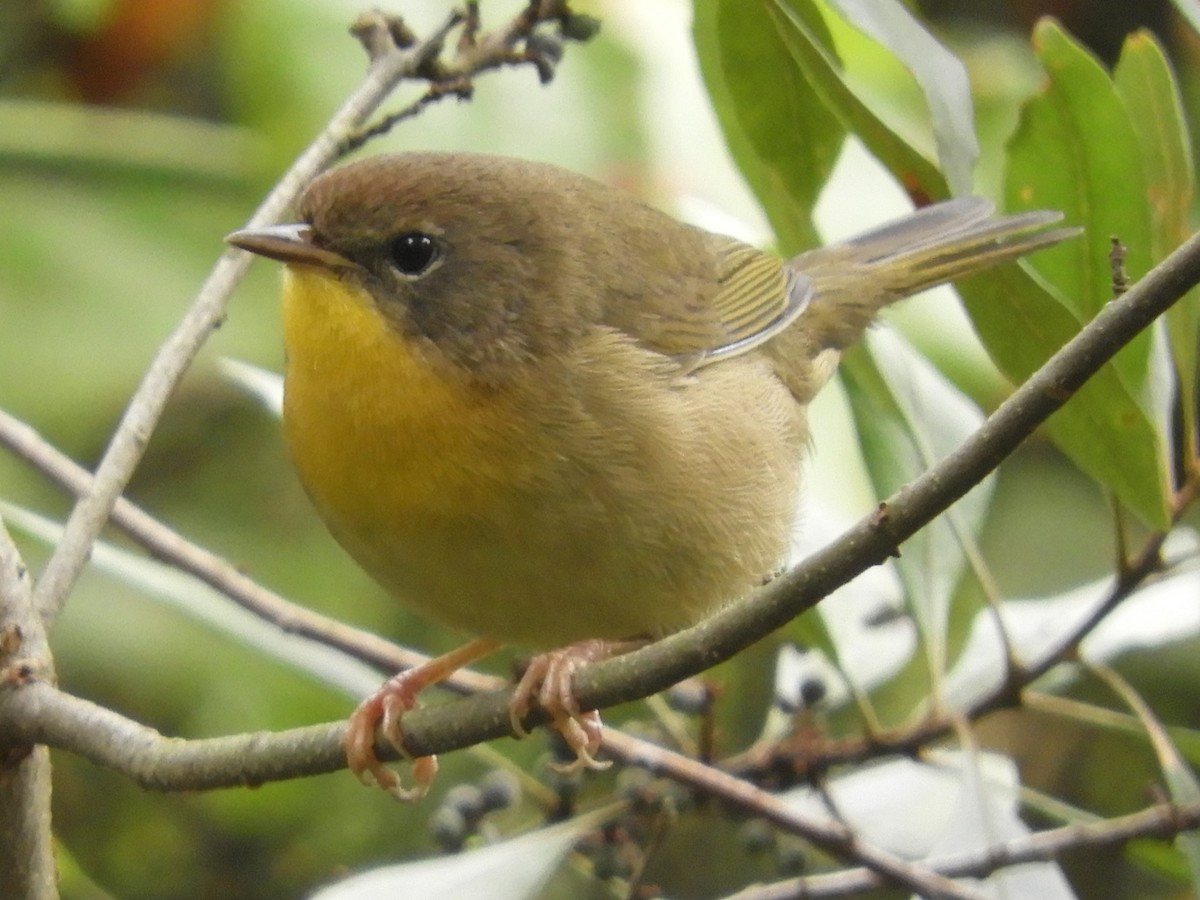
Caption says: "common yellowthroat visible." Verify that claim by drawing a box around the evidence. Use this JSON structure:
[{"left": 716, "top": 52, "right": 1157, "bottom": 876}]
[{"left": 227, "top": 151, "right": 1073, "bottom": 798}]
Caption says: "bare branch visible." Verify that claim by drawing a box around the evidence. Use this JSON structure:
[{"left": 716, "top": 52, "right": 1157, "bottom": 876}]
[
  {"left": 728, "top": 799, "right": 1200, "bottom": 899},
  {"left": 0, "top": 412, "right": 978, "bottom": 895},
  {"left": 723, "top": 483, "right": 1192, "bottom": 781},
  {"left": 340, "top": 1, "right": 598, "bottom": 154},
  {"left": 0, "top": 517, "right": 56, "bottom": 899},
  {"left": 0, "top": 408, "right": 491, "bottom": 689}
]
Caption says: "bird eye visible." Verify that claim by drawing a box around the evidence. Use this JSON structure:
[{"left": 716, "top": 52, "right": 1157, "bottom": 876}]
[{"left": 389, "top": 232, "right": 439, "bottom": 276}]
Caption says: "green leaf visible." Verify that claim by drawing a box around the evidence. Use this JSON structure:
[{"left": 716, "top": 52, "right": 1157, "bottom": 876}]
[
  {"left": 1114, "top": 29, "right": 1199, "bottom": 456},
  {"left": 962, "top": 19, "right": 1170, "bottom": 529},
  {"left": 1006, "top": 20, "right": 1154, "bottom": 384},
  {"left": 692, "top": 0, "right": 842, "bottom": 251},
  {"left": 960, "top": 265, "right": 1170, "bottom": 529},
  {"left": 1113, "top": 32, "right": 1195, "bottom": 260},
  {"left": 825, "top": 0, "right": 978, "bottom": 195},
  {"left": 693, "top": 0, "right": 957, "bottom": 256}
]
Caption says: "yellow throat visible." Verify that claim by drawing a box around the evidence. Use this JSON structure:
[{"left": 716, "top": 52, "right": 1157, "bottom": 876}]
[{"left": 279, "top": 267, "right": 524, "bottom": 532}]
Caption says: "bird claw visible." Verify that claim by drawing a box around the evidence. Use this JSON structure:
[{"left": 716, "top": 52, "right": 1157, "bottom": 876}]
[
  {"left": 549, "top": 709, "right": 610, "bottom": 773},
  {"left": 341, "top": 638, "right": 499, "bottom": 800},
  {"left": 342, "top": 672, "right": 438, "bottom": 801},
  {"left": 510, "top": 640, "right": 616, "bottom": 771}
]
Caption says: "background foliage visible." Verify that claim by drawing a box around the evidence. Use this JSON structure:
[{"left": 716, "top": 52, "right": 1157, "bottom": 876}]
[{"left": 2, "top": 0, "right": 1200, "bottom": 898}]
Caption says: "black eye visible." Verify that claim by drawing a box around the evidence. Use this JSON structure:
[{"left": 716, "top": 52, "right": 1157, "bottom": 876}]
[{"left": 389, "top": 232, "right": 439, "bottom": 275}]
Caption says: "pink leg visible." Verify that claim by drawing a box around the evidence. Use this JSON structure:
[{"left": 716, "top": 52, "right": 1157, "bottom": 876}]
[{"left": 343, "top": 637, "right": 501, "bottom": 800}]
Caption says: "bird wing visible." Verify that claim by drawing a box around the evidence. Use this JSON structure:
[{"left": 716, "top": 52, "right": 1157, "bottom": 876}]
[
  {"left": 699, "top": 239, "right": 812, "bottom": 367},
  {"left": 617, "top": 236, "right": 811, "bottom": 370}
]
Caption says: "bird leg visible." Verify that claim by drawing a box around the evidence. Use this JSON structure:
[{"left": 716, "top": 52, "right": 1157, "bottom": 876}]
[
  {"left": 509, "top": 638, "right": 646, "bottom": 772},
  {"left": 343, "top": 637, "right": 501, "bottom": 800}
]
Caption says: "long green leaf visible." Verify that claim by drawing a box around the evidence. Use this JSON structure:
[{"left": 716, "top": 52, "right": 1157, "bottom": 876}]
[
  {"left": 768, "top": 0, "right": 948, "bottom": 205},
  {"left": 962, "top": 19, "right": 1170, "bottom": 528},
  {"left": 1006, "top": 20, "right": 1155, "bottom": 388}
]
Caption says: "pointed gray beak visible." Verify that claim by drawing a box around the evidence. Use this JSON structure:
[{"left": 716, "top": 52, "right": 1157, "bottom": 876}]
[{"left": 226, "top": 223, "right": 355, "bottom": 270}]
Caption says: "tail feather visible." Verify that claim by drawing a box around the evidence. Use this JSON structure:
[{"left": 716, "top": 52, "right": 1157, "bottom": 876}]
[{"left": 764, "top": 198, "right": 1078, "bottom": 403}]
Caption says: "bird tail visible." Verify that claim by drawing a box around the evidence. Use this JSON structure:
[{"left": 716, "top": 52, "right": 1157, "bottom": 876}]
[{"left": 765, "top": 197, "right": 1077, "bottom": 402}]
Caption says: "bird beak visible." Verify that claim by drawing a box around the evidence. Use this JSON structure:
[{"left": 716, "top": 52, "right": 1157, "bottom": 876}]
[{"left": 226, "top": 223, "right": 355, "bottom": 270}]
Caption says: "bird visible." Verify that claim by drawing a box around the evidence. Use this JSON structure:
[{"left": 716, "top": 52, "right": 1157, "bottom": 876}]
[{"left": 227, "top": 151, "right": 1074, "bottom": 798}]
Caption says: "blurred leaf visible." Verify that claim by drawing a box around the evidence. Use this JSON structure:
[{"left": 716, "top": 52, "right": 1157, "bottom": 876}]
[
  {"left": 811, "top": 563, "right": 919, "bottom": 719},
  {"left": 779, "top": 598, "right": 891, "bottom": 732},
  {"left": 1128, "top": 838, "right": 1192, "bottom": 886},
  {"left": 1169, "top": 0, "right": 1200, "bottom": 36},
  {"left": 825, "top": 0, "right": 978, "bottom": 195},
  {"left": 942, "top": 536, "right": 1200, "bottom": 712},
  {"left": 964, "top": 265, "right": 1170, "bottom": 529},
  {"left": 776, "top": 747, "right": 1075, "bottom": 898},
  {"left": 1113, "top": 30, "right": 1199, "bottom": 455},
  {"left": 54, "top": 835, "right": 119, "bottom": 900},
  {"left": 219, "top": 357, "right": 284, "bottom": 416},
  {"left": 47, "top": 0, "right": 118, "bottom": 34},
  {"left": 692, "top": 0, "right": 841, "bottom": 251},
  {"left": 0, "top": 165, "right": 261, "bottom": 442},
  {"left": 218, "top": 0, "right": 367, "bottom": 167},
  {"left": 692, "top": 0, "right": 963, "bottom": 255},
  {"left": 0, "top": 99, "right": 265, "bottom": 183},
  {"left": 927, "top": 752, "right": 1076, "bottom": 898},
  {"left": 1112, "top": 33, "right": 1195, "bottom": 260},
  {"left": 310, "top": 805, "right": 617, "bottom": 900},
  {"left": 840, "top": 328, "right": 991, "bottom": 691}
]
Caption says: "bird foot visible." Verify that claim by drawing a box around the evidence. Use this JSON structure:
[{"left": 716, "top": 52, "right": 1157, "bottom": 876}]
[
  {"left": 342, "top": 638, "right": 500, "bottom": 801},
  {"left": 343, "top": 671, "right": 439, "bottom": 801},
  {"left": 510, "top": 639, "right": 632, "bottom": 772}
]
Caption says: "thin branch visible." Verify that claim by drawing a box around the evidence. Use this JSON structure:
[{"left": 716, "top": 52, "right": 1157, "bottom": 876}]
[
  {"left": 602, "top": 731, "right": 991, "bottom": 900},
  {"left": 11, "top": 678, "right": 1200, "bottom": 898},
  {"left": 0, "top": 517, "right": 56, "bottom": 900},
  {"left": 340, "top": 1, "right": 595, "bottom": 153},
  {"left": 559, "top": 223, "right": 1200, "bottom": 719},
  {"left": 725, "top": 798, "right": 1200, "bottom": 899},
  {"left": 726, "top": 472, "right": 1196, "bottom": 781},
  {"left": 1, "top": 8, "right": 1197, "bottom": 893},
  {"left": 0, "top": 683, "right": 982, "bottom": 900},
  {"left": 0, "top": 414, "right": 979, "bottom": 896}
]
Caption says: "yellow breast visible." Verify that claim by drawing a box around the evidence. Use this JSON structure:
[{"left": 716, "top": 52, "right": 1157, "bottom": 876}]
[{"left": 279, "top": 268, "right": 523, "bottom": 543}]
